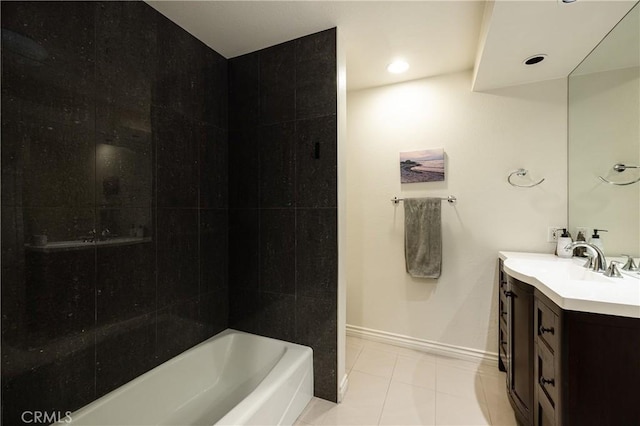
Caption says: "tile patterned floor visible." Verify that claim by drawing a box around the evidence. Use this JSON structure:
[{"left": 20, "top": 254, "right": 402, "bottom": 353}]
[{"left": 295, "top": 336, "right": 517, "bottom": 426}]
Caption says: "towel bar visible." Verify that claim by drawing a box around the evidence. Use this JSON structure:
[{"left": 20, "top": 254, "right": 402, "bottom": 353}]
[{"left": 391, "top": 195, "right": 456, "bottom": 204}]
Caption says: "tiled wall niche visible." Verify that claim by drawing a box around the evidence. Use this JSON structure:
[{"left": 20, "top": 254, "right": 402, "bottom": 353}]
[{"left": 1, "top": 1, "right": 338, "bottom": 421}]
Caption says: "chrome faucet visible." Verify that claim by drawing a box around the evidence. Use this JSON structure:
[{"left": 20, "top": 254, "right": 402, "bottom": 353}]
[{"left": 565, "top": 242, "right": 607, "bottom": 272}]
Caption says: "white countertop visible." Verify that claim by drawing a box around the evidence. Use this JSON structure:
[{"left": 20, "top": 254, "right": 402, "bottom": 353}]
[{"left": 499, "top": 251, "right": 640, "bottom": 319}]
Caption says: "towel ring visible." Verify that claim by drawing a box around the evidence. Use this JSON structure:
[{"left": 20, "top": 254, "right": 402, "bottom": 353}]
[
  {"left": 598, "top": 163, "right": 640, "bottom": 186},
  {"left": 508, "top": 168, "right": 545, "bottom": 188}
]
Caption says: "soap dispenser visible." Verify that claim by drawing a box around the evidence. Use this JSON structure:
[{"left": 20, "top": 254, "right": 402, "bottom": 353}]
[
  {"left": 556, "top": 228, "right": 573, "bottom": 258},
  {"left": 589, "top": 229, "right": 607, "bottom": 252}
]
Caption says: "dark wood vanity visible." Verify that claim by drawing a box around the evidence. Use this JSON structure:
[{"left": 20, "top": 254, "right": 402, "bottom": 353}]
[{"left": 498, "top": 259, "right": 640, "bottom": 426}]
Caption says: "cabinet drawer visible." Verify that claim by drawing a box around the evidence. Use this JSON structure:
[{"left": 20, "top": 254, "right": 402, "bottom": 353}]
[
  {"left": 536, "top": 299, "right": 558, "bottom": 353},
  {"left": 536, "top": 342, "right": 558, "bottom": 406},
  {"left": 535, "top": 384, "right": 556, "bottom": 426}
]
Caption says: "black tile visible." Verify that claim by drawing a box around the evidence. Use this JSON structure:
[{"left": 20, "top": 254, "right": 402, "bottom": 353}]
[
  {"left": 155, "top": 13, "right": 223, "bottom": 125},
  {"left": 228, "top": 208, "right": 260, "bottom": 334},
  {"left": 260, "top": 42, "right": 295, "bottom": 125},
  {"left": 199, "top": 125, "right": 228, "bottom": 209},
  {"left": 1, "top": 2, "right": 96, "bottom": 115},
  {"left": 312, "top": 348, "right": 338, "bottom": 402},
  {"left": 260, "top": 122, "right": 295, "bottom": 208},
  {"left": 259, "top": 209, "right": 295, "bottom": 295},
  {"left": 295, "top": 29, "right": 337, "bottom": 120},
  {"left": 94, "top": 1, "right": 157, "bottom": 112},
  {"left": 1, "top": 110, "right": 23, "bottom": 207},
  {"left": 228, "top": 128, "right": 259, "bottom": 208},
  {"left": 296, "top": 116, "right": 337, "bottom": 208},
  {"left": 296, "top": 296, "right": 337, "bottom": 351},
  {"left": 259, "top": 292, "right": 296, "bottom": 342},
  {"left": 1, "top": 206, "right": 21, "bottom": 273},
  {"left": 296, "top": 209, "right": 338, "bottom": 300},
  {"left": 229, "top": 53, "right": 260, "bottom": 130},
  {"left": 199, "top": 209, "right": 228, "bottom": 295},
  {"left": 155, "top": 111, "right": 199, "bottom": 208},
  {"left": 95, "top": 313, "right": 156, "bottom": 397},
  {"left": 295, "top": 29, "right": 337, "bottom": 63},
  {"left": 94, "top": 130, "right": 154, "bottom": 208},
  {"left": 1, "top": 343, "right": 96, "bottom": 425},
  {"left": 23, "top": 207, "right": 95, "bottom": 243},
  {"left": 228, "top": 209, "right": 259, "bottom": 295},
  {"left": 202, "top": 49, "right": 229, "bottom": 129},
  {"left": 157, "top": 208, "right": 199, "bottom": 308},
  {"left": 13, "top": 120, "right": 95, "bottom": 209},
  {"left": 229, "top": 288, "right": 260, "bottom": 335},
  {"left": 156, "top": 297, "right": 205, "bottom": 363},
  {"left": 96, "top": 225, "right": 156, "bottom": 326},
  {"left": 25, "top": 243, "right": 96, "bottom": 343},
  {"left": 199, "top": 290, "right": 228, "bottom": 338}
]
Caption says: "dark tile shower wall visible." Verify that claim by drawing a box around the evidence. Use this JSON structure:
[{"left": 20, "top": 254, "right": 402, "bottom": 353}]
[
  {"left": 1, "top": 2, "right": 228, "bottom": 424},
  {"left": 228, "top": 28, "right": 338, "bottom": 402}
]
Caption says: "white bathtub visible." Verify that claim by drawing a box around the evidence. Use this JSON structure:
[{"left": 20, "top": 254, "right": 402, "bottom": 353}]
[{"left": 67, "top": 329, "right": 313, "bottom": 426}]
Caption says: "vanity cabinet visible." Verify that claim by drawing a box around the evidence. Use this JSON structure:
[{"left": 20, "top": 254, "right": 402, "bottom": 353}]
[
  {"left": 498, "top": 261, "right": 640, "bottom": 426},
  {"left": 499, "top": 263, "right": 534, "bottom": 425}
]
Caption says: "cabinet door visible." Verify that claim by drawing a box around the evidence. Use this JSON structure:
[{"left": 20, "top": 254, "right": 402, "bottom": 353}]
[
  {"left": 498, "top": 260, "right": 509, "bottom": 372},
  {"left": 507, "top": 277, "right": 534, "bottom": 425}
]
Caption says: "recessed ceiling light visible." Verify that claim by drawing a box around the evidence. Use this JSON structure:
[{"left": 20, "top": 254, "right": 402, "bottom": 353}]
[
  {"left": 561, "top": 0, "right": 577, "bottom": 3},
  {"left": 523, "top": 54, "right": 547, "bottom": 65},
  {"left": 387, "top": 60, "right": 409, "bottom": 74}
]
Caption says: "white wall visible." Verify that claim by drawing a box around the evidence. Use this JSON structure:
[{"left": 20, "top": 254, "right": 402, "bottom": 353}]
[{"left": 346, "top": 70, "right": 567, "bottom": 355}]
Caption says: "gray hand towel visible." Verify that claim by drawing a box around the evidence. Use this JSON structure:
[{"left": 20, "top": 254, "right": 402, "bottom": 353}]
[{"left": 404, "top": 198, "right": 442, "bottom": 278}]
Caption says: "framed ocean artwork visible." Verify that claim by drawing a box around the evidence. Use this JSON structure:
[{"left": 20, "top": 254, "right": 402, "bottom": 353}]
[{"left": 399, "top": 148, "right": 445, "bottom": 183}]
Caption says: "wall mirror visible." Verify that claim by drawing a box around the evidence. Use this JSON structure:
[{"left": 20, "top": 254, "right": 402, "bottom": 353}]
[{"left": 568, "top": 1, "right": 640, "bottom": 257}]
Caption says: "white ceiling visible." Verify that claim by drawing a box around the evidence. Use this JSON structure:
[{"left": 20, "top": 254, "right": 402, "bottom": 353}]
[
  {"left": 147, "top": 0, "right": 638, "bottom": 92},
  {"left": 473, "top": 0, "right": 637, "bottom": 91}
]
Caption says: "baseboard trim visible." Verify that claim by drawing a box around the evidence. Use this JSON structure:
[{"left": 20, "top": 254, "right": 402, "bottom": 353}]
[
  {"left": 338, "top": 373, "right": 349, "bottom": 403},
  {"left": 346, "top": 324, "right": 498, "bottom": 365}
]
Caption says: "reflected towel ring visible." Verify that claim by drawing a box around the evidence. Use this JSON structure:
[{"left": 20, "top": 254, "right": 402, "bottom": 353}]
[
  {"left": 507, "top": 168, "right": 545, "bottom": 188},
  {"left": 598, "top": 163, "right": 640, "bottom": 186}
]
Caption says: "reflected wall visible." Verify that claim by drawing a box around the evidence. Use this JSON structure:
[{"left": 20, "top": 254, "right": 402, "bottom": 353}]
[
  {"left": 1, "top": 1, "right": 228, "bottom": 423},
  {"left": 568, "top": 3, "right": 640, "bottom": 256}
]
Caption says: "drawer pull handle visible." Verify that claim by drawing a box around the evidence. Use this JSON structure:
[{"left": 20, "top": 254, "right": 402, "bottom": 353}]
[
  {"left": 501, "top": 311, "right": 508, "bottom": 316},
  {"left": 540, "top": 377, "right": 555, "bottom": 387},
  {"left": 504, "top": 291, "right": 514, "bottom": 298},
  {"left": 539, "top": 326, "right": 555, "bottom": 335}
]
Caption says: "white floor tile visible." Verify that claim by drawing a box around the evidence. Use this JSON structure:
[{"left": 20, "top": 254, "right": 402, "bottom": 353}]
[
  {"left": 346, "top": 344, "right": 363, "bottom": 372},
  {"left": 296, "top": 336, "right": 515, "bottom": 426},
  {"left": 392, "top": 355, "right": 436, "bottom": 390},
  {"left": 435, "top": 392, "right": 492, "bottom": 425},
  {"left": 298, "top": 397, "right": 336, "bottom": 425},
  {"left": 346, "top": 335, "right": 365, "bottom": 349},
  {"left": 480, "top": 373, "right": 509, "bottom": 408},
  {"left": 488, "top": 401, "right": 518, "bottom": 426},
  {"left": 436, "top": 363, "right": 487, "bottom": 403},
  {"left": 351, "top": 348, "right": 397, "bottom": 378},
  {"left": 437, "top": 355, "right": 497, "bottom": 375},
  {"left": 364, "top": 340, "right": 431, "bottom": 360},
  {"left": 379, "top": 381, "right": 436, "bottom": 425},
  {"left": 321, "top": 371, "right": 390, "bottom": 425}
]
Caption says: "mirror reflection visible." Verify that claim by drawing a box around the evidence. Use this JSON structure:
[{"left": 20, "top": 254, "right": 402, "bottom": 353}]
[{"left": 568, "top": 1, "right": 640, "bottom": 257}]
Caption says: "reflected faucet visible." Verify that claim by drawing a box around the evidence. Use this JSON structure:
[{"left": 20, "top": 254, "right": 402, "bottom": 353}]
[{"left": 565, "top": 242, "right": 607, "bottom": 272}]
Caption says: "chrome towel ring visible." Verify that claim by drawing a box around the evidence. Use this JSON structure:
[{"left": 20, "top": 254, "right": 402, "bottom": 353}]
[
  {"left": 598, "top": 163, "right": 640, "bottom": 186},
  {"left": 507, "top": 168, "right": 545, "bottom": 188}
]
